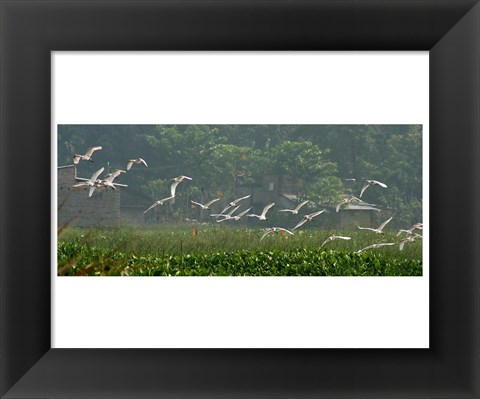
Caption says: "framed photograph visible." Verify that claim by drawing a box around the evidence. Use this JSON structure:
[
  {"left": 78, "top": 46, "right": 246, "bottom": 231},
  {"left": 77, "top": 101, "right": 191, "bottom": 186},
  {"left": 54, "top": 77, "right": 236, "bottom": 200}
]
[{"left": 1, "top": 1, "right": 479, "bottom": 398}]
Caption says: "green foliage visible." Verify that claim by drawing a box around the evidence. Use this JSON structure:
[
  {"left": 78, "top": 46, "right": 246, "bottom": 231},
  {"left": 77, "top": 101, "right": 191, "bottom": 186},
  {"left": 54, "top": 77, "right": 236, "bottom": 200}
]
[
  {"left": 302, "top": 176, "right": 344, "bottom": 206},
  {"left": 208, "top": 144, "right": 264, "bottom": 195},
  {"left": 270, "top": 141, "right": 322, "bottom": 178},
  {"left": 58, "top": 240, "right": 421, "bottom": 277},
  {"left": 58, "top": 226, "right": 422, "bottom": 277}
]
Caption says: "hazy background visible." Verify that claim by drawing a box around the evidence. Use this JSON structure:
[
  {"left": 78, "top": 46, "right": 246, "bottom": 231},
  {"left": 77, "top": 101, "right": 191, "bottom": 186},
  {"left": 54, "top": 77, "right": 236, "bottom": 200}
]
[{"left": 58, "top": 124, "right": 422, "bottom": 228}]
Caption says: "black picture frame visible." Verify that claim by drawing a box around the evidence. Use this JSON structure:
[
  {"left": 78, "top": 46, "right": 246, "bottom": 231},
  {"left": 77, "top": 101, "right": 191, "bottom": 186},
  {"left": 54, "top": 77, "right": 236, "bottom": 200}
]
[{"left": 1, "top": 0, "right": 479, "bottom": 398}]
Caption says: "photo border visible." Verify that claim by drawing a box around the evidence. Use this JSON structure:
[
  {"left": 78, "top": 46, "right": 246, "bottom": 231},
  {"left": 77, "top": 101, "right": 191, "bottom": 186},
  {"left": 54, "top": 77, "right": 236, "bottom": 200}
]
[{"left": 1, "top": 1, "right": 479, "bottom": 398}]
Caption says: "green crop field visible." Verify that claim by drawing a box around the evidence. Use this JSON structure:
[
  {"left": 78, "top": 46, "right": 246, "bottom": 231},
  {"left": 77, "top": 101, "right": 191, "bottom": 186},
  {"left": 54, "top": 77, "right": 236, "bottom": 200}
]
[{"left": 57, "top": 224, "right": 422, "bottom": 276}]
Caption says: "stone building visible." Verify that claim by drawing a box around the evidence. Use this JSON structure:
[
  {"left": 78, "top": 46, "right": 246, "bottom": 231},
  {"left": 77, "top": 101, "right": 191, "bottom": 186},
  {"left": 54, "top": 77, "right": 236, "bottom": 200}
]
[
  {"left": 57, "top": 165, "right": 120, "bottom": 228},
  {"left": 246, "top": 171, "right": 303, "bottom": 210},
  {"left": 336, "top": 203, "right": 382, "bottom": 229},
  {"left": 120, "top": 189, "right": 152, "bottom": 225}
]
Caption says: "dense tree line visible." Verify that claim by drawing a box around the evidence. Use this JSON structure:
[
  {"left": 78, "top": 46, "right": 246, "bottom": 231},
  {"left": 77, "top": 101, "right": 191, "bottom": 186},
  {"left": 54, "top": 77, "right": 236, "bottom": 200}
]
[{"left": 58, "top": 124, "right": 422, "bottom": 226}]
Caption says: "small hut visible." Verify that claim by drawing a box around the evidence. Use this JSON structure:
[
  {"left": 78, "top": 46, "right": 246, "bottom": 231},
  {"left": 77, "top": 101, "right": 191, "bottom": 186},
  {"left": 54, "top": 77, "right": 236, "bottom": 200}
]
[{"left": 337, "top": 203, "right": 382, "bottom": 229}]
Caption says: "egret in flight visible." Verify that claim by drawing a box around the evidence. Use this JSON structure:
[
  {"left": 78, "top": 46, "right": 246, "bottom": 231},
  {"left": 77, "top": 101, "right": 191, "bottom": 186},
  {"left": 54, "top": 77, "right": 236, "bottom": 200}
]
[
  {"left": 278, "top": 200, "right": 309, "bottom": 214},
  {"left": 102, "top": 169, "right": 126, "bottom": 189},
  {"left": 218, "top": 194, "right": 251, "bottom": 216},
  {"left": 260, "top": 227, "right": 294, "bottom": 241},
  {"left": 321, "top": 235, "right": 351, "bottom": 248},
  {"left": 247, "top": 203, "right": 275, "bottom": 220},
  {"left": 356, "top": 242, "right": 395, "bottom": 254},
  {"left": 191, "top": 198, "right": 221, "bottom": 210},
  {"left": 217, "top": 207, "right": 252, "bottom": 222},
  {"left": 358, "top": 217, "right": 393, "bottom": 234},
  {"left": 359, "top": 179, "right": 387, "bottom": 198},
  {"left": 72, "top": 167, "right": 105, "bottom": 197},
  {"left": 292, "top": 209, "right": 326, "bottom": 231},
  {"left": 73, "top": 146, "right": 102, "bottom": 165},
  {"left": 126, "top": 158, "right": 148, "bottom": 170},
  {"left": 144, "top": 196, "right": 175, "bottom": 213}
]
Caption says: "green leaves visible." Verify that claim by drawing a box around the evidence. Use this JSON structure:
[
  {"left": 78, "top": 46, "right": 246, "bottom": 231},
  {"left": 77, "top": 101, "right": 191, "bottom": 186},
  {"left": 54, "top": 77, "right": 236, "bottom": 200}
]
[
  {"left": 270, "top": 141, "right": 327, "bottom": 179},
  {"left": 58, "top": 240, "right": 422, "bottom": 277}
]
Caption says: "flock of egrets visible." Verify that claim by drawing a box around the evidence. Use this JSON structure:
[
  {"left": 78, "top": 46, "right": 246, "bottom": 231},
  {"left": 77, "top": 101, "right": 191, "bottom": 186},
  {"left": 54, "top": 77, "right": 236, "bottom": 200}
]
[
  {"left": 70, "top": 145, "right": 423, "bottom": 254},
  {"left": 71, "top": 146, "right": 148, "bottom": 197}
]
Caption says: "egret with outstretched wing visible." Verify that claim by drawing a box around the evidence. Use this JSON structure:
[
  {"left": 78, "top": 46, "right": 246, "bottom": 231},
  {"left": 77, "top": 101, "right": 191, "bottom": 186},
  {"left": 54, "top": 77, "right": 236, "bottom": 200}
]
[
  {"left": 321, "top": 235, "right": 351, "bottom": 248},
  {"left": 102, "top": 169, "right": 126, "bottom": 189},
  {"left": 292, "top": 209, "right": 326, "bottom": 231},
  {"left": 278, "top": 200, "right": 309, "bottom": 214},
  {"left": 191, "top": 198, "right": 221, "bottom": 210},
  {"left": 144, "top": 196, "right": 175, "bottom": 213},
  {"left": 355, "top": 242, "right": 395, "bottom": 254},
  {"left": 359, "top": 179, "right": 387, "bottom": 198},
  {"left": 73, "top": 146, "right": 102, "bottom": 164},
  {"left": 247, "top": 203, "right": 275, "bottom": 220},
  {"left": 127, "top": 158, "right": 148, "bottom": 170},
  {"left": 72, "top": 167, "right": 105, "bottom": 197},
  {"left": 358, "top": 217, "right": 393, "bottom": 234},
  {"left": 218, "top": 194, "right": 251, "bottom": 216},
  {"left": 260, "top": 227, "right": 294, "bottom": 241}
]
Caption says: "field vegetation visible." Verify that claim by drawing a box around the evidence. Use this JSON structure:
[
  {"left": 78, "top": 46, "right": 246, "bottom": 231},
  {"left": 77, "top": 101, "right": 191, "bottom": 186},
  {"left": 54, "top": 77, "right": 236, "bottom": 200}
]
[{"left": 58, "top": 225, "right": 422, "bottom": 276}]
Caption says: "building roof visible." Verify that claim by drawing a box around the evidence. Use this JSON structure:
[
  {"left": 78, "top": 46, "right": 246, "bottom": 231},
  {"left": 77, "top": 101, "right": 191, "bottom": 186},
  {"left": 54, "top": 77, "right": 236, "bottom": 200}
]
[{"left": 280, "top": 193, "right": 297, "bottom": 201}]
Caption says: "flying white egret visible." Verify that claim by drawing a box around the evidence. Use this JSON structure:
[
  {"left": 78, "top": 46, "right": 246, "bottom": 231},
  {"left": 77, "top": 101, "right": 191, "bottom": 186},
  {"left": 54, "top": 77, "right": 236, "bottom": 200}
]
[
  {"left": 355, "top": 242, "right": 395, "bottom": 254},
  {"left": 144, "top": 196, "right": 175, "bottom": 214},
  {"left": 217, "top": 207, "right": 252, "bottom": 222},
  {"left": 321, "top": 235, "right": 351, "bottom": 248},
  {"left": 399, "top": 233, "right": 422, "bottom": 250},
  {"left": 126, "top": 158, "right": 148, "bottom": 170},
  {"left": 169, "top": 181, "right": 181, "bottom": 198},
  {"left": 72, "top": 167, "right": 105, "bottom": 197},
  {"left": 399, "top": 236, "right": 414, "bottom": 251},
  {"left": 144, "top": 175, "right": 189, "bottom": 213},
  {"left": 359, "top": 179, "right": 387, "bottom": 198},
  {"left": 411, "top": 223, "right": 423, "bottom": 230},
  {"left": 397, "top": 228, "right": 413, "bottom": 237},
  {"left": 278, "top": 200, "right": 309, "bottom": 214},
  {"left": 170, "top": 176, "right": 192, "bottom": 197},
  {"left": 247, "top": 203, "right": 275, "bottom": 220},
  {"left": 335, "top": 195, "right": 368, "bottom": 212},
  {"left": 218, "top": 194, "right": 251, "bottom": 215},
  {"left": 191, "top": 198, "right": 221, "bottom": 210},
  {"left": 102, "top": 169, "right": 126, "bottom": 189},
  {"left": 292, "top": 209, "right": 326, "bottom": 231},
  {"left": 396, "top": 223, "right": 423, "bottom": 237},
  {"left": 335, "top": 196, "right": 354, "bottom": 213},
  {"left": 231, "top": 207, "right": 253, "bottom": 221},
  {"left": 358, "top": 217, "right": 393, "bottom": 234},
  {"left": 73, "top": 146, "right": 102, "bottom": 165},
  {"left": 260, "top": 227, "right": 294, "bottom": 241},
  {"left": 211, "top": 206, "right": 239, "bottom": 219},
  {"left": 173, "top": 175, "right": 192, "bottom": 183}
]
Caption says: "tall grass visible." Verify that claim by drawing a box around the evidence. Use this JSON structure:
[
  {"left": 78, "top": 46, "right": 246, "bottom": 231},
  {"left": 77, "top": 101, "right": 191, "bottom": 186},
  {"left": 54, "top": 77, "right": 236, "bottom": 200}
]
[{"left": 57, "top": 223, "right": 422, "bottom": 276}]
